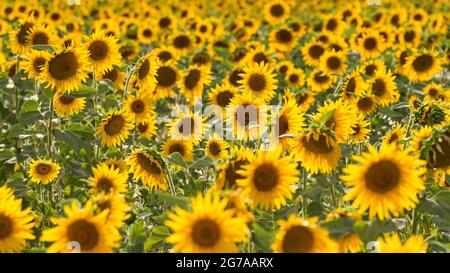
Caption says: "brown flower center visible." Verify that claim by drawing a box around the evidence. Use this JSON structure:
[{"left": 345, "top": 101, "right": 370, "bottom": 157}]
[
  {"left": 253, "top": 163, "right": 279, "bottom": 192},
  {"left": 248, "top": 73, "right": 266, "bottom": 92},
  {"left": 138, "top": 59, "right": 150, "bottom": 80},
  {"left": 365, "top": 64, "right": 377, "bottom": 77},
  {"left": 88, "top": 40, "right": 108, "bottom": 61},
  {"left": 276, "top": 29, "right": 292, "bottom": 43},
  {"left": 33, "top": 57, "right": 46, "bottom": 73},
  {"left": 157, "top": 51, "right": 172, "bottom": 62},
  {"left": 191, "top": 219, "right": 220, "bottom": 247},
  {"left": 208, "top": 142, "right": 221, "bottom": 156},
  {"left": 357, "top": 97, "right": 374, "bottom": 111},
  {"left": 184, "top": 69, "right": 201, "bottom": 90},
  {"left": 253, "top": 53, "right": 269, "bottom": 65},
  {"left": 137, "top": 153, "right": 162, "bottom": 175},
  {"left": 131, "top": 100, "right": 145, "bottom": 114},
  {"left": 17, "top": 22, "right": 33, "bottom": 45},
  {"left": 365, "top": 160, "right": 400, "bottom": 193},
  {"left": 326, "top": 56, "right": 341, "bottom": 71},
  {"left": 104, "top": 115, "right": 125, "bottom": 135},
  {"left": 36, "top": 163, "right": 51, "bottom": 175},
  {"left": 173, "top": 35, "right": 190, "bottom": 49},
  {"left": 282, "top": 225, "right": 314, "bottom": 253},
  {"left": 363, "top": 37, "right": 377, "bottom": 50},
  {"left": 59, "top": 96, "right": 75, "bottom": 105},
  {"left": 169, "top": 143, "right": 185, "bottom": 156},
  {"left": 32, "top": 31, "right": 49, "bottom": 45},
  {"left": 0, "top": 214, "right": 12, "bottom": 239},
  {"left": 314, "top": 73, "right": 329, "bottom": 83},
  {"left": 157, "top": 66, "right": 177, "bottom": 87},
  {"left": 308, "top": 45, "right": 324, "bottom": 59},
  {"left": 229, "top": 69, "right": 243, "bottom": 87},
  {"left": 278, "top": 114, "right": 289, "bottom": 135},
  {"left": 372, "top": 79, "right": 386, "bottom": 97},
  {"left": 48, "top": 51, "right": 79, "bottom": 80},
  {"left": 270, "top": 4, "right": 284, "bottom": 17},
  {"left": 97, "top": 178, "right": 113, "bottom": 192},
  {"left": 216, "top": 91, "right": 234, "bottom": 108},
  {"left": 412, "top": 54, "right": 434, "bottom": 72},
  {"left": 67, "top": 220, "right": 99, "bottom": 251},
  {"left": 302, "top": 134, "right": 333, "bottom": 154}
]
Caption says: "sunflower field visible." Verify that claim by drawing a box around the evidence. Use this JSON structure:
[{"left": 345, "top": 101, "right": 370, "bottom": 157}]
[{"left": 0, "top": 0, "right": 449, "bottom": 254}]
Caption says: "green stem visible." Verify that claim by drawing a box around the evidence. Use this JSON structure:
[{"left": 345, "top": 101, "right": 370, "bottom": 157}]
[
  {"left": 329, "top": 177, "right": 338, "bottom": 208},
  {"left": 47, "top": 94, "right": 54, "bottom": 159},
  {"left": 122, "top": 66, "right": 134, "bottom": 105},
  {"left": 302, "top": 168, "right": 308, "bottom": 218}
]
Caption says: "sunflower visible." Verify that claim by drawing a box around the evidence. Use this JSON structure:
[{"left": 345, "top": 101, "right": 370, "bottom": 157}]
[
  {"left": 275, "top": 98, "right": 305, "bottom": 149},
  {"left": 153, "top": 46, "right": 178, "bottom": 64},
  {"left": 191, "top": 51, "right": 212, "bottom": 68},
  {"left": 307, "top": 69, "right": 336, "bottom": 93},
  {"left": 205, "top": 136, "right": 229, "bottom": 160},
  {"left": 236, "top": 150, "right": 299, "bottom": 210},
  {"left": 40, "top": 45, "right": 89, "bottom": 93},
  {"left": 323, "top": 15, "right": 344, "bottom": 34},
  {"left": 286, "top": 68, "right": 305, "bottom": 88},
  {"left": 99, "top": 66, "right": 126, "bottom": 90},
  {"left": 349, "top": 114, "right": 371, "bottom": 143},
  {"left": 313, "top": 100, "right": 356, "bottom": 143},
  {"left": 178, "top": 65, "right": 211, "bottom": 102},
  {"left": 276, "top": 60, "right": 294, "bottom": 76},
  {"left": 128, "top": 149, "right": 167, "bottom": 190},
  {"left": 41, "top": 201, "right": 119, "bottom": 253},
  {"left": 366, "top": 69, "right": 398, "bottom": 106},
  {"left": 0, "top": 186, "right": 35, "bottom": 253},
  {"left": 26, "top": 24, "right": 57, "bottom": 48},
  {"left": 284, "top": 89, "right": 315, "bottom": 112},
  {"left": 325, "top": 208, "right": 363, "bottom": 253},
  {"left": 96, "top": 110, "right": 134, "bottom": 148},
  {"left": 244, "top": 44, "right": 275, "bottom": 68},
  {"left": 381, "top": 124, "right": 406, "bottom": 148},
  {"left": 84, "top": 30, "right": 121, "bottom": 75},
  {"left": 22, "top": 49, "right": 51, "bottom": 78},
  {"left": 208, "top": 83, "right": 238, "bottom": 111},
  {"left": 137, "top": 21, "right": 155, "bottom": 44},
  {"left": 9, "top": 14, "right": 35, "bottom": 55},
  {"left": 410, "top": 126, "right": 433, "bottom": 154},
  {"left": 404, "top": 49, "right": 442, "bottom": 82},
  {"left": 134, "top": 52, "right": 160, "bottom": 91},
  {"left": 294, "top": 130, "right": 341, "bottom": 175},
  {"left": 124, "top": 90, "right": 154, "bottom": 123},
  {"left": 361, "top": 59, "right": 386, "bottom": 78},
  {"left": 415, "top": 101, "right": 450, "bottom": 128},
  {"left": 238, "top": 61, "right": 277, "bottom": 102},
  {"left": 301, "top": 41, "right": 326, "bottom": 67},
  {"left": 342, "top": 144, "right": 426, "bottom": 220},
  {"left": 272, "top": 215, "right": 337, "bottom": 253},
  {"left": 226, "top": 92, "right": 265, "bottom": 140},
  {"left": 269, "top": 27, "right": 297, "bottom": 53},
  {"left": 168, "top": 111, "right": 205, "bottom": 143},
  {"left": 356, "top": 31, "right": 386, "bottom": 59},
  {"left": 162, "top": 139, "right": 194, "bottom": 161},
  {"left": 53, "top": 92, "right": 86, "bottom": 117},
  {"left": 377, "top": 233, "right": 427, "bottom": 253},
  {"left": 103, "top": 157, "right": 128, "bottom": 175},
  {"left": 165, "top": 191, "right": 248, "bottom": 253},
  {"left": 88, "top": 162, "right": 128, "bottom": 194},
  {"left": 215, "top": 146, "right": 255, "bottom": 190},
  {"left": 423, "top": 83, "right": 446, "bottom": 102},
  {"left": 399, "top": 26, "right": 422, "bottom": 47},
  {"left": 136, "top": 116, "right": 158, "bottom": 139},
  {"left": 93, "top": 193, "right": 130, "bottom": 228},
  {"left": 263, "top": 0, "right": 290, "bottom": 25},
  {"left": 28, "top": 159, "right": 61, "bottom": 184},
  {"left": 354, "top": 93, "right": 378, "bottom": 116},
  {"left": 154, "top": 61, "right": 180, "bottom": 99},
  {"left": 340, "top": 70, "right": 367, "bottom": 100}
]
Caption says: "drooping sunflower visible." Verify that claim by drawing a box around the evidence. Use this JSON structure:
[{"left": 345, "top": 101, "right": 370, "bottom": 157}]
[
  {"left": 275, "top": 97, "right": 305, "bottom": 150},
  {"left": 342, "top": 144, "right": 426, "bottom": 220},
  {"left": 53, "top": 92, "right": 86, "bottom": 117},
  {"left": 325, "top": 208, "right": 363, "bottom": 253},
  {"left": 205, "top": 136, "right": 229, "bottom": 160},
  {"left": 377, "top": 233, "right": 427, "bottom": 253},
  {"left": 410, "top": 126, "right": 433, "bottom": 154},
  {"left": 84, "top": 30, "right": 122, "bottom": 75},
  {"left": 0, "top": 186, "right": 35, "bottom": 253},
  {"left": 128, "top": 149, "right": 167, "bottom": 191},
  {"left": 154, "top": 61, "right": 180, "bottom": 99},
  {"left": 302, "top": 41, "right": 326, "bottom": 67},
  {"left": 178, "top": 65, "right": 211, "bottom": 102},
  {"left": 124, "top": 90, "right": 154, "bottom": 123},
  {"left": 238, "top": 61, "right": 277, "bottom": 102},
  {"left": 96, "top": 110, "right": 134, "bottom": 148},
  {"left": 165, "top": 191, "right": 248, "bottom": 253},
  {"left": 272, "top": 215, "right": 337, "bottom": 253},
  {"left": 307, "top": 69, "right": 337, "bottom": 93},
  {"left": 340, "top": 70, "right": 367, "bottom": 100},
  {"left": 294, "top": 130, "right": 341, "bottom": 175},
  {"left": 415, "top": 101, "right": 450, "bottom": 128},
  {"left": 236, "top": 150, "right": 299, "bottom": 210},
  {"left": 381, "top": 124, "right": 406, "bottom": 149},
  {"left": 93, "top": 193, "right": 130, "bottom": 229},
  {"left": 263, "top": 0, "right": 291, "bottom": 25},
  {"left": 208, "top": 83, "right": 238, "bottom": 111},
  {"left": 313, "top": 100, "right": 356, "bottom": 143},
  {"left": 40, "top": 201, "right": 119, "bottom": 253},
  {"left": 215, "top": 146, "right": 255, "bottom": 190},
  {"left": 88, "top": 162, "right": 128, "bottom": 194},
  {"left": 366, "top": 69, "right": 398, "bottom": 106},
  {"left": 22, "top": 49, "right": 51, "bottom": 78},
  {"left": 162, "top": 139, "right": 194, "bottom": 161},
  {"left": 404, "top": 49, "right": 442, "bottom": 82},
  {"left": 40, "top": 45, "right": 89, "bottom": 93},
  {"left": 356, "top": 31, "right": 386, "bottom": 59},
  {"left": 319, "top": 50, "right": 347, "bottom": 75},
  {"left": 28, "top": 159, "right": 61, "bottom": 184},
  {"left": 134, "top": 53, "right": 160, "bottom": 91}
]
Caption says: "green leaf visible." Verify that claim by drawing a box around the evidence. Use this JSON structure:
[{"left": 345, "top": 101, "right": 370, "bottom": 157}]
[
  {"left": 63, "top": 84, "right": 95, "bottom": 98},
  {"left": 418, "top": 191, "right": 450, "bottom": 222},
  {"left": 167, "top": 152, "right": 188, "bottom": 168},
  {"left": 322, "top": 217, "right": 355, "bottom": 239},
  {"left": 20, "top": 100, "right": 39, "bottom": 112},
  {"left": 19, "top": 100, "right": 42, "bottom": 125},
  {"left": 0, "top": 149, "right": 15, "bottom": 161},
  {"left": 128, "top": 220, "right": 147, "bottom": 252},
  {"left": 354, "top": 219, "right": 396, "bottom": 244},
  {"left": 252, "top": 222, "right": 274, "bottom": 252},
  {"left": 30, "top": 44, "right": 55, "bottom": 54},
  {"left": 144, "top": 226, "right": 170, "bottom": 252},
  {"left": 189, "top": 156, "right": 213, "bottom": 170},
  {"left": 320, "top": 109, "right": 335, "bottom": 125},
  {"left": 156, "top": 191, "right": 189, "bottom": 209}
]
